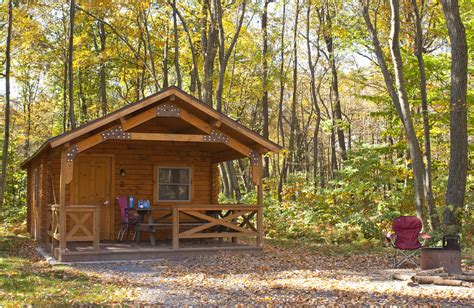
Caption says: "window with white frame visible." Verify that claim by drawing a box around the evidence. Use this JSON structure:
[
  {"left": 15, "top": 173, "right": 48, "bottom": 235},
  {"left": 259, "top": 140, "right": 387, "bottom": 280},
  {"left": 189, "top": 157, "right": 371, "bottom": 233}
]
[{"left": 156, "top": 167, "right": 192, "bottom": 201}]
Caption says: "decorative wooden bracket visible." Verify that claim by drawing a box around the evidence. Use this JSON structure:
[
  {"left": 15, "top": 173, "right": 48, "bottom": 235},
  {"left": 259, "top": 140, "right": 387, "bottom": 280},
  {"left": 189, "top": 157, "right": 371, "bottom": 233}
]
[
  {"left": 100, "top": 126, "right": 131, "bottom": 140},
  {"left": 66, "top": 144, "right": 79, "bottom": 162},
  {"left": 157, "top": 102, "right": 180, "bottom": 117},
  {"left": 203, "top": 129, "right": 229, "bottom": 143},
  {"left": 249, "top": 150, "right": 260, "bottom": 166}
]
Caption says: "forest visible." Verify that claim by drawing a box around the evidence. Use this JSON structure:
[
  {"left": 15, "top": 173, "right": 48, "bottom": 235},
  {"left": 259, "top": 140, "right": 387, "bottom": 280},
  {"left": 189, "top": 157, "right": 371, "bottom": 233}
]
[{"left": 0, "top": 0, "right": 472, "bottom": 246}]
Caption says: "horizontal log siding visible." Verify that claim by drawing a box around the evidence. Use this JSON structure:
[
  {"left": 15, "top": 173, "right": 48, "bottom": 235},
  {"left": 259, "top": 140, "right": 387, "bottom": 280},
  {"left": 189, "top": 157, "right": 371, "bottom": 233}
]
[{"left": 48, "top": 140, "right": 214, "bottom": 241}]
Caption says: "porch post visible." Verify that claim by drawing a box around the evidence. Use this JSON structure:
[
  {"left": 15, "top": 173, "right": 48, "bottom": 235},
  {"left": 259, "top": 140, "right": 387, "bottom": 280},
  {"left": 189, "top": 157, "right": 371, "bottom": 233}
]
[
  {"left": 58, "top": 148, "right": 67, "bottom": 257},
  {"left": 253, "top": 154, "right": 264, "bottom": 248},
  {"left": 172, "top": 207, "right": 179, "bottom": 250}
]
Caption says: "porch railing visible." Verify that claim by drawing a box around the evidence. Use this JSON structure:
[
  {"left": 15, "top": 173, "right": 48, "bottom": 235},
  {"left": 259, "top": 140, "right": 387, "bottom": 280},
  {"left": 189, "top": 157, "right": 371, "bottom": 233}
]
[
  {"left": 48, "top": 204, "right": 100, "bottom": 251},
  {"left": 171, "top": 204, "right": 263, "bottom": 250}
]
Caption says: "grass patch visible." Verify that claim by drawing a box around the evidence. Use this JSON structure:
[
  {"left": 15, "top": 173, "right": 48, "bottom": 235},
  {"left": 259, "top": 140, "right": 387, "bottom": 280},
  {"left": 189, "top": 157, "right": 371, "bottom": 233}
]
[
  {"left": 266, "top": 236, "right": 390, "bottom": 256},
  {"left": 0, "top": 224, "right": 133, "bottom": 305}
]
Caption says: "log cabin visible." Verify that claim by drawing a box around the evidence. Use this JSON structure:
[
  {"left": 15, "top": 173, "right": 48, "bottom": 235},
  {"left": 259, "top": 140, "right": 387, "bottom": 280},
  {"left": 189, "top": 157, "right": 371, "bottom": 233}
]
[{"left": 21, "top": 87, "right": 281, "bottom": 262}]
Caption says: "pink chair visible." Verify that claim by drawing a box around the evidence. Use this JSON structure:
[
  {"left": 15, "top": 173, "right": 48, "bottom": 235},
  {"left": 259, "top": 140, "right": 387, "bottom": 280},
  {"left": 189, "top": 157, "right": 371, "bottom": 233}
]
[{"left": 116, "top": 196, "right": 140, "bottom": 241}]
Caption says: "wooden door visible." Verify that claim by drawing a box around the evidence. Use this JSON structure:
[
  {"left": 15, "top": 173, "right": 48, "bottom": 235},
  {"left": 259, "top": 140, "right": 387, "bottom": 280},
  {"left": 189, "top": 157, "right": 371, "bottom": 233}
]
[{"left": 73, "top": 156, "right": 113, "bottom": 240}]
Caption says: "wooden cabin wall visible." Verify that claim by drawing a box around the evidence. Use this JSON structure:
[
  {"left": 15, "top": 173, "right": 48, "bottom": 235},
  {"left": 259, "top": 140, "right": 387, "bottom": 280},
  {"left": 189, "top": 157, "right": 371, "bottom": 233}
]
[
  {"left": 27, "top": 154, "right": 54, "bottom": 245},
  {"left": 26, "top": 164, "right": 32, "bottom": 236},
  {"left": 47, "top": 140, "right": 218, "bottom": 241}
]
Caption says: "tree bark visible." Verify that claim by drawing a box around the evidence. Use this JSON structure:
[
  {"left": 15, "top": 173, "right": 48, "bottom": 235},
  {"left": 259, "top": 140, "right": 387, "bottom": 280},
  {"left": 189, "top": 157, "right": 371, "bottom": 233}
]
[
  {"left": 322, "top": 4, "right": 346, "bottom": 160},
  {"left": 277, "top": 0, "right": 287, "bottom": 148},
  {"left": 68, "top": 0, "right": 77, "bottom": 129},
  {"left": 163, "top": 22, "right": 170, "bottom": 89},
  {"left": 97, "top": 21, "right": 107, "bottom": 116},
  {"left": 262, "top": 0, "right": 271, "bottom": 178},
  {"left": 0, "top": 0, "right": 13, "bottom": 208},
  {"left": 201, "top": 0, "right": 218, "bottom": 106},
  {"left": 306, "top": 2, "right": 322, "bottom": 186},
  {"left": 277, "top": 0, "right": 287, "bottom": 201},
  {"left": 172, "top": 0, "right": 182, "bottom": 88},
  {"left": 215, "top": 0, "right": 247, "bottom": 112},
  {"left": 440, "top": 0, "right": 468, "bottom": 230},
  {"left": 411, "top": 0, "right": 439, "bottom": 229},
  {"left": 170, "top": 0, "right": 202, "bottom": 98},
  {"left": 62, "top": 59, "right": 68, "bottom": 132},
  {"left": 389, "top": 0, "right": 426, "bottom": 225},
  {"left": 360, "top": 0, "right": 426, "bottom": 224},
  {"left": 288, "top": 0, "right": 300, "bottom": 174}
]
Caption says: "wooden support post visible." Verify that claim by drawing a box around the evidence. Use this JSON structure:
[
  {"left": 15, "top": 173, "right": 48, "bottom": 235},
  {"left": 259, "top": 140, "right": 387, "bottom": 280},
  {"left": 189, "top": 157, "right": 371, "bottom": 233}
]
[
  {"left": 255, "top": 154, "right": 264, "bottom": 248},
  {"left": 93, "top": 206, "right": 100, "bottom": 251},
  {"left": 58, "top": 148, "right": 68, "bottom": 259},
  {"left": 172, "top": 207, "right": 179, "bottom": 250}
]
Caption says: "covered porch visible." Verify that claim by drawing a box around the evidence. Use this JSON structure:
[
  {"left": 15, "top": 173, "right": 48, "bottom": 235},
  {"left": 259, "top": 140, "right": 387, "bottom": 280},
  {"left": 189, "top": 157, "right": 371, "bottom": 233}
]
[{"left": 48, "top": 203, "right": 264, "bottom": 262}]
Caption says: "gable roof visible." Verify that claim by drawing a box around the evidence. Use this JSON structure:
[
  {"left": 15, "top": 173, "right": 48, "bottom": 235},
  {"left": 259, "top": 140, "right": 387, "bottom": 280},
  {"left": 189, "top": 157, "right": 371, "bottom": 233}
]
[{"left": 21, "top": 86, "right": 281, "bottom": 167}]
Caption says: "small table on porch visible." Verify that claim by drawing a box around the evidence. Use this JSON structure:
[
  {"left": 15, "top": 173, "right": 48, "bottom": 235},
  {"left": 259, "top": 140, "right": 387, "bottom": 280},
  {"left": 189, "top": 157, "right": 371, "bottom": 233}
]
[{"left": 134, "top": 208, "right": 172, "bottom": 246}]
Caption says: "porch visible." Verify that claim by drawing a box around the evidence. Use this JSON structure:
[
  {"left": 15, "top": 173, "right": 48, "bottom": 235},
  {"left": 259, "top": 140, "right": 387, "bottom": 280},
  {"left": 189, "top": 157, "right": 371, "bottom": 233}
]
[{"left": 48, "top": 203, "right": 263, "bottom": 262}]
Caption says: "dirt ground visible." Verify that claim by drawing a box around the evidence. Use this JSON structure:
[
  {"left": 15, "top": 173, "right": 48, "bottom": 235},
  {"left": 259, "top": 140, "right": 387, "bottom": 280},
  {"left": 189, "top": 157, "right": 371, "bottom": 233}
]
[{"left": 72, "top": 244, "right": 474, "bottom": 306}]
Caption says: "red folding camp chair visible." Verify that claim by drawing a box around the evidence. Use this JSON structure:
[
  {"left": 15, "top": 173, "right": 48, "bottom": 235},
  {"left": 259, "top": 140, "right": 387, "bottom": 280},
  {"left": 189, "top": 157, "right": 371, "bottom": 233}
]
[{"left": 386, "top": 216, "right": 431, "bottom": 268}]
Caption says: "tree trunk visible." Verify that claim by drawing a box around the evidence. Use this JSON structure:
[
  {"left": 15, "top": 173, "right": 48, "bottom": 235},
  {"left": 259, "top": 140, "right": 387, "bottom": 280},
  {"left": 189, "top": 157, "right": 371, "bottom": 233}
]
[
  {"left": 172, "top": 0, "right": 182, "bottom": 88},
  {"left": 411, "top": 0, "right": 439, "bottom": 229},
  {"left": 68, "top": 0, "right": 77, "bottom": 129},
  {"left": 219, "top": 164, "right": 231, "bottom": 197},
  {"left": 306, "top": 2, "right": 322, "bottom": 186},
  {"left": 277, "top": 0, "right": 287, "bottom": 201},
  {"left": 215, "top": 0, "right": 247, "bottom": 112},
  {"left": 389, "top": 0, "right": 426, "bottom": 224},
  {"left": 440, "top": 0, "right": 468, "bottom": 230},
  {"left": 170, "top": 0, "right": 202, "bottom": 98},
  {"left": 163, "top": 22, "right": 170, "bottom": 89},
  {"left": 277, "top": 0, "right": 286, "bottom": 148},
  {"left": 62, "top": 59, "right": 68, "bottom": 132},
  {"left": 288, "top": 0, "right": 300, "bottom": 174},
  {"left": 322, "top": 6, "right": 346, "bottom": 160},
  {"left": 361, "top": 0, "right": 426, "bottom": 224},
  {"left": 226, "top": 161, "right": 241, "bottom": 202},
  {"left": 142, "top": 10, "right": 160, "bottom": 92},
  {"left": 98, "top": 21, "right": 107, "bottom": 116},
  {"left": 261, "top": 0, "right": 271, "bottom": 178},
  {"left": 201, "top": 0, "right": 217, "bottom": 107},
  {"left": 0, "top": 0, "right": 13, "bottom": 208}
]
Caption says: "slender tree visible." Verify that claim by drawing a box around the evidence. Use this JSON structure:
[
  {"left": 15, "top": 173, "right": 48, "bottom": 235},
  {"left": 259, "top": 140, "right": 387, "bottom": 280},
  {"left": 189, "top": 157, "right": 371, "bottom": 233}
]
[
  {"left": 411, "top": 0, "right": 439, "bottom": 229},
  {"left": 306, "top": 1, "right": 322, "bottom": 187},
  {"left": 360, "top": 0, "right": 427, "bottom": 224},
  {"left": 68, "top": 0, "right": 77, "bottom": 129},
  {"left": 172, "top": 0, "right": 182, "bottom": 88},
  {"left": 0, "top": 0, "right": 13, "bottom": 208},
  {"left": 215, "top": 0, "right": 247, "bottom": 112},
  {"left": 440, "top": 0, "right": 468, "bottom": 230},
  {"left": 288, "top": 0, "right": 300, "bottom": 173},
  {"left": 261, "top": 0, "right": 272, "bottom": 177}
]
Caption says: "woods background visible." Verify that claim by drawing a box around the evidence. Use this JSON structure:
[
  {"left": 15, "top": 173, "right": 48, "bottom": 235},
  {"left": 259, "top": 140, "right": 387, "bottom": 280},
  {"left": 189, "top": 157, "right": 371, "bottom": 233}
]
[{"left": 0, "top": 0, "right": 472, "bottom": 247}]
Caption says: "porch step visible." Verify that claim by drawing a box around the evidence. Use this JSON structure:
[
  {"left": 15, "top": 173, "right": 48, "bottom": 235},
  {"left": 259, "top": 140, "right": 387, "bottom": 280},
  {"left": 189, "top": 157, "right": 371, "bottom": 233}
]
[{"left": 56, "top": 245, "right": 263, "bottom": 262}]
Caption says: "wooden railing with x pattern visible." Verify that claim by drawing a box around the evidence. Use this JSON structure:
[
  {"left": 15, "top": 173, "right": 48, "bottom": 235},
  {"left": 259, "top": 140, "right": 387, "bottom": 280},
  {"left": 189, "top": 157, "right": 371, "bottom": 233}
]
[
  {"left": 171, "top": 204, "right": 263, "bottom": 250},
  {"left": 48, "top": 204, "right": 100, "bottom": 251}
]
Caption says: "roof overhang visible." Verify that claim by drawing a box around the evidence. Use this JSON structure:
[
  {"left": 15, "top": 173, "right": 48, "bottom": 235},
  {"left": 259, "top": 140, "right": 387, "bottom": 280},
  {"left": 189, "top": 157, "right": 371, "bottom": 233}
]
[{"left": 21, "top": 86, "right": 282, "bottom": 168}]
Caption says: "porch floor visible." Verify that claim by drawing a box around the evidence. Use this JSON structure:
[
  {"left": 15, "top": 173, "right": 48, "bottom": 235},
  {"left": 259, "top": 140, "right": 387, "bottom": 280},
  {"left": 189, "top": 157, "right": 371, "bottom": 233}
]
[{"left": 55, "top": 239, "right": 262, "bottom": 262}]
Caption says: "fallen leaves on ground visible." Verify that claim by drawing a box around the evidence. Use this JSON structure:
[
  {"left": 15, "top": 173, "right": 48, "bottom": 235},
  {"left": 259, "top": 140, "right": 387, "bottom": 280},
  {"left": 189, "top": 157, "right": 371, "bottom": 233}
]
[{"left": 75, "top": 243, "right": 474, "bottom": 306}]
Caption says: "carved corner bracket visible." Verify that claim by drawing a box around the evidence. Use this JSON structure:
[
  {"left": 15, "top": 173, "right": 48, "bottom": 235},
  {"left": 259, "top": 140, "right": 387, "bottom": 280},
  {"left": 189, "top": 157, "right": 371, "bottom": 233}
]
[
  {"left": 66, "top": 144, "right": 79, "bottom": 162},
  {"left": 249, "top": 150, "right": 260, "bottom": 166}
]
